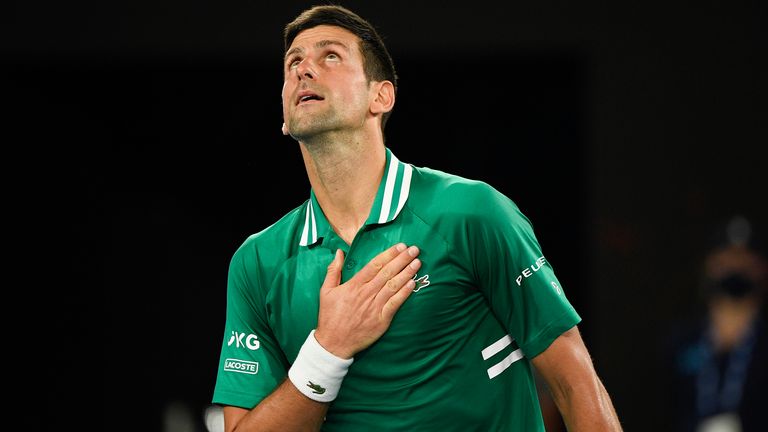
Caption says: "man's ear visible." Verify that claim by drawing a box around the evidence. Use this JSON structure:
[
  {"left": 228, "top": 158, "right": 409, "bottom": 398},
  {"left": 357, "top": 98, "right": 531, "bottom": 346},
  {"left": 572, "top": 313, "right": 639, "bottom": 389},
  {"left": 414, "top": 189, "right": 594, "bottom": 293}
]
[{"left": 370, "top": 81, "right": 395, "bottom": 115}]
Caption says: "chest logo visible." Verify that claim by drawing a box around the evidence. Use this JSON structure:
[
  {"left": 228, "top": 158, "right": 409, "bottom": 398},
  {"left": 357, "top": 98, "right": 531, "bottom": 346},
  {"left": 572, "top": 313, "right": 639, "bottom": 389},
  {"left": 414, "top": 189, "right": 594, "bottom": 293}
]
[{"left": 413, "top": 274, "right": 431, "bottom": 292}]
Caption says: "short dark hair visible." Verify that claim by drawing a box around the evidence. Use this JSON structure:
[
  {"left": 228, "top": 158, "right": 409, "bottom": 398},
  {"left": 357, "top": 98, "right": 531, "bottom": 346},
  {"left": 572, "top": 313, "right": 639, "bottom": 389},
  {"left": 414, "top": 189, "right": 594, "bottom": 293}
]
[{"left": 284, "top": 5, "right": 398, "bottom": 130}]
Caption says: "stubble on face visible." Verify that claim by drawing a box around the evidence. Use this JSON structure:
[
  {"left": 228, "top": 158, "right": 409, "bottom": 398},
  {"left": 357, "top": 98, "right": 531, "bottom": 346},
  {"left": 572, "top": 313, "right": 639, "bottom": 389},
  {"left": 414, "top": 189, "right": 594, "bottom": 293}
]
[
  {"left": 286, "top": 96, "right": 342, "bottom": 143},
  {"left": 281, "top": 26, "right": 371, "bottom": 147}
]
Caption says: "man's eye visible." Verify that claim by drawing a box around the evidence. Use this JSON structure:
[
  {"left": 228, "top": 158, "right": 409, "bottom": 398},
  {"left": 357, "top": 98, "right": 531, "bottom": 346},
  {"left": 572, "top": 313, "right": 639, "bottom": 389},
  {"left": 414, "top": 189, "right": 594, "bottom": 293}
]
[
  {"left": 288, "top": 59, "right": 300, "bottom": 69},
  {"left": 326, "top": 53, "right": 339, "bottom": 61}
]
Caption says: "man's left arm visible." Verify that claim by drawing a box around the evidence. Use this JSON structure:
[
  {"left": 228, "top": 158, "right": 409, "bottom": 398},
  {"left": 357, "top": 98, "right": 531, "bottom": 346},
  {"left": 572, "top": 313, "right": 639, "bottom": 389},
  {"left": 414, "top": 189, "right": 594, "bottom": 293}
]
[{"left": 531, "top": 325, "right": 622, "bottom": 432}]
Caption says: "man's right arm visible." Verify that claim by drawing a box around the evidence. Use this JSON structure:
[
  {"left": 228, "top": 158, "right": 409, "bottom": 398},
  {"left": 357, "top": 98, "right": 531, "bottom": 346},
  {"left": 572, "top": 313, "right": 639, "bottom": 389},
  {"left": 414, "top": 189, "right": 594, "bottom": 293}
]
[
  {"left": 223, "top": 243, "right": 421, "bottom": 432},
  {"left": 223, "top": 379, "right": 328, "bottom": 432}
]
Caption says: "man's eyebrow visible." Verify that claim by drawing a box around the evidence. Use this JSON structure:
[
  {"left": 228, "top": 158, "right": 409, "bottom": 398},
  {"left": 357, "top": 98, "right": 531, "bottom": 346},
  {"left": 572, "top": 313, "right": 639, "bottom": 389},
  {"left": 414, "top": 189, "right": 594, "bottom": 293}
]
[
  {"left": 315, "top": 39, "right": 350, "bottom": 52},
  {"left": 285, "top": 39, "right": 351, "bottom": 61},
  {"left": 285, "top": 46, "right": 304, "bottom": 61}
]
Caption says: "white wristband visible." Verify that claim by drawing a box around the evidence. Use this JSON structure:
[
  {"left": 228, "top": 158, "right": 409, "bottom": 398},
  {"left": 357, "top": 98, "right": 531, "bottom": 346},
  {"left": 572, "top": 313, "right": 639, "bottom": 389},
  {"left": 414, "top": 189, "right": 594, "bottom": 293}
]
[{"left": 288, "top": 330, "right": 353, "bottom": 403}]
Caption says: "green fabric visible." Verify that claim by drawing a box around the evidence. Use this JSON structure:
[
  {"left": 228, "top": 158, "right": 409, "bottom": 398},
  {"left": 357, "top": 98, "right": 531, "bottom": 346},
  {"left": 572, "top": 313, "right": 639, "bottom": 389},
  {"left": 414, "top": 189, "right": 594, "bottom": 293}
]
[{"left": 212, "top": 148, "right": 581, "bottom": 431}]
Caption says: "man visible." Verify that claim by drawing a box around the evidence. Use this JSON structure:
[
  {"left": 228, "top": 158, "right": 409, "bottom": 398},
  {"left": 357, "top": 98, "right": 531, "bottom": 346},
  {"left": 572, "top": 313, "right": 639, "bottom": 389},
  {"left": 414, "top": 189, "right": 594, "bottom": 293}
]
[
  {"left": 212, "top": 5, "right": 621, "bottom": 431},
  {"left": 666, "top": 216, "right": 767, "bottom": 431}
]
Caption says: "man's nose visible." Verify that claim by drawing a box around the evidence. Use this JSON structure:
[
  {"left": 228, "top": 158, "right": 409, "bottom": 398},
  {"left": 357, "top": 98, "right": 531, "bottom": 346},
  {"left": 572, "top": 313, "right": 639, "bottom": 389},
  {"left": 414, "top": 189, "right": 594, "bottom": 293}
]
[{"left": 295, "top": 58, "right": 316, "bottom": 80}]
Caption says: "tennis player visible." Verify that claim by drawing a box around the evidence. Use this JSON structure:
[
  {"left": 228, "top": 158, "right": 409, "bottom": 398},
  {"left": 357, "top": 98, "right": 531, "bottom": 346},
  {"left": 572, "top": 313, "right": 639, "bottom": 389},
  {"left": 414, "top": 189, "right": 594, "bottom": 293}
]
[{"left": 212, "top": 5, "right": 622, "bottom": 431}]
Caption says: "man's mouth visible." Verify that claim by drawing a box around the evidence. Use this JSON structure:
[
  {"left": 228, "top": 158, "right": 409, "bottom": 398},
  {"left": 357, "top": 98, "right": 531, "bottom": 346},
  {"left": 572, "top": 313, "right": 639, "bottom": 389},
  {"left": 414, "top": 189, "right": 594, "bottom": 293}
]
[{"left": 296, "top": 92, "right": 324, "bottom": 105}]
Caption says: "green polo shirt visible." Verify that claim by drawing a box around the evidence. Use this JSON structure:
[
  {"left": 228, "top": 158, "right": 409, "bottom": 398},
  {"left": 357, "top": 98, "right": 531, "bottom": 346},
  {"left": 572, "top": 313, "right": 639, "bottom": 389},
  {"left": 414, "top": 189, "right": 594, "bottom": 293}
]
[{"left": 212, "top": 148, "right": 581, "bottom": 431}]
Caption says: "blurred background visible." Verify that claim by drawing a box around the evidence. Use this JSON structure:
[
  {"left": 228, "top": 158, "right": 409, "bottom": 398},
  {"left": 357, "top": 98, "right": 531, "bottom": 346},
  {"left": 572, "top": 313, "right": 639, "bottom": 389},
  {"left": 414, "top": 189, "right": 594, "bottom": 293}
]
[{"left": 7, "top": 0, "right": 766, "bottom": 430}]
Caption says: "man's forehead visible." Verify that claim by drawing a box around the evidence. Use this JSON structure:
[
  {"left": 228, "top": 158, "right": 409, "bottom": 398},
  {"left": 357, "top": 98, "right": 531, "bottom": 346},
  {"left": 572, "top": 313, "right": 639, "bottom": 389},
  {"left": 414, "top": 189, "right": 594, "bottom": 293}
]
[{"left": 287, "top": 25, "right": 360, "bottom": 54}]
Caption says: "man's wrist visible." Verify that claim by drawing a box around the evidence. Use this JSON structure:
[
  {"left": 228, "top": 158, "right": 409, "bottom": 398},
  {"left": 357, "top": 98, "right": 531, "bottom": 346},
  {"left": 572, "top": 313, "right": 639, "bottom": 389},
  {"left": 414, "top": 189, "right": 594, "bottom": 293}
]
[
  {"left": 288, "top": 330, "right": 354, "bottom": 403},
  {"left": 313, "top": 329, "right": 354, "bottom": 360}
]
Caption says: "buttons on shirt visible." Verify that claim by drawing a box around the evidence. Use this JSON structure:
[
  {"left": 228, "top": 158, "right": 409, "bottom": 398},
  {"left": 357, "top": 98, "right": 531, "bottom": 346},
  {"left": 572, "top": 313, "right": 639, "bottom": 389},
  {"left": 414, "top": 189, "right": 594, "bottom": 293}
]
[{"left": 345, "top": 259, "right": 356, "bottom": 269}]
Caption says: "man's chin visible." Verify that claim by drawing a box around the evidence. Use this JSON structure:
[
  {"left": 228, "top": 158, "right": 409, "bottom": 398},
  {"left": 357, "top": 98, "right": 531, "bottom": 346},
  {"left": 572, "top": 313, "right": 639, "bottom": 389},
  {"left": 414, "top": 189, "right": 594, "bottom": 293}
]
[{"left": 287, "top": 122, "right": 336, "bottom": 142}]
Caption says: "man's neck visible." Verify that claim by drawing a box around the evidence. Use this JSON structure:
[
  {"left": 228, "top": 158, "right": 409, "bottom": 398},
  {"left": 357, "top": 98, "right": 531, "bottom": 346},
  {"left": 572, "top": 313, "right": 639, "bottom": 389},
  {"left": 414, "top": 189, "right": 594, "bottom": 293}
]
[
  {"left": 299, "top": 131, "right": 386, "bottom": 245},
  {"left": 709, "top": 296, "right": 761, "bottom": 352}
]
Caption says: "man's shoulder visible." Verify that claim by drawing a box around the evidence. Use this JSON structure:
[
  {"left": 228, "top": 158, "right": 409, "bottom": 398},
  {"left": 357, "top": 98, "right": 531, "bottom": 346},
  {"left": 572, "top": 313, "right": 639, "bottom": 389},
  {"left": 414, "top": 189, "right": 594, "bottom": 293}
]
[
  {"left": 410, "top": 164, "right": 514, "bottom": 212},
  {"left": 236, "top": 202, "right": 307, "bottom": 254},
  {"left": 406, "top": 164, "right": 531, "bottom": 238}
]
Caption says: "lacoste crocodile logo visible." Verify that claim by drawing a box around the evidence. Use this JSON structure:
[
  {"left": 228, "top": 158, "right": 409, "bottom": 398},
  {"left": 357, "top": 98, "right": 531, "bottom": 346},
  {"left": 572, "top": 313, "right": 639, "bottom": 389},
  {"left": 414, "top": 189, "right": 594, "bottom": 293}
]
[
  {"left": 307, "top": 381, "right": 326, "bottom": 395},
  {"left": 412, "top": 274, "right": 430, "bottom": 292}
]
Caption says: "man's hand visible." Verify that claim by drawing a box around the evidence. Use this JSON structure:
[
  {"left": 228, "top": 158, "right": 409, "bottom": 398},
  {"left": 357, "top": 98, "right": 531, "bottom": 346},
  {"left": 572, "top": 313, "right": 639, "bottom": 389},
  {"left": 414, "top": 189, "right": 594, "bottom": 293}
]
[{"left": 314, "top": 243, "right": 421, "bottom": 359}]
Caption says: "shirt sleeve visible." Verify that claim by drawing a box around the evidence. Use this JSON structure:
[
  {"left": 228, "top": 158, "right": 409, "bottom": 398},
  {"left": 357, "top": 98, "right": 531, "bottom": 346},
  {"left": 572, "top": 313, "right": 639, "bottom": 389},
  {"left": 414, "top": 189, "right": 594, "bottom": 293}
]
[
  {"left": 468, "top": 185, "right": 581, "bottom": 358},
  {"left": 212, "top": 239, "right": 288, "bottom": 409}
]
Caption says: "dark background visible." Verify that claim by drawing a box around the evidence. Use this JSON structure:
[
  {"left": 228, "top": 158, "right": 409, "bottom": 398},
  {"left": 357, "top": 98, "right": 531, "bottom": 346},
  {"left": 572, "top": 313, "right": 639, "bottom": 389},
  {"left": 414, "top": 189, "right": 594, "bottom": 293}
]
[{"left": 7, "top": 1, "right": 766, "bottom": 430}]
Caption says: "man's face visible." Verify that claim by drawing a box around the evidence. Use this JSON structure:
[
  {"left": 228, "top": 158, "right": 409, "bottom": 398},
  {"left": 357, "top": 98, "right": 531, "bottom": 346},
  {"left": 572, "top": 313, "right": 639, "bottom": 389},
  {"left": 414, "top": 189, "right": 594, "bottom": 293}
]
[
  {"left": 282, "top": 25, "right": 372, "bottom": 140},
  {"left": 706, "top": 245, "right": 766, "bottom": 284}
]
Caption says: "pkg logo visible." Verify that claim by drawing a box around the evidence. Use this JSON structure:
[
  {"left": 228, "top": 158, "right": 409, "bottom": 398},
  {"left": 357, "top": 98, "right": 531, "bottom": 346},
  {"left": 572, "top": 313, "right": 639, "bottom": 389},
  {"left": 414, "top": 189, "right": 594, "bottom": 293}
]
[
  {"left": 224, "top": 358, "right": 259, "bottom": 375},
  {"left": 227, "top": 331, "right": 260, "bottom": 350}
]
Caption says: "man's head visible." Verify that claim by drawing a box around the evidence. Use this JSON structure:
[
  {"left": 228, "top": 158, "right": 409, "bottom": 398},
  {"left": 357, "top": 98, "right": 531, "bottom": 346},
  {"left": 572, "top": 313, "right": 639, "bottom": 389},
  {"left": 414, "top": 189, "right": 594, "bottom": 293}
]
[
  {"left": 281, "top": 6, "right": 398, "bottom": 139},
  {"left": 701, "top": 216, "right": 767, "bottom": 302}
]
